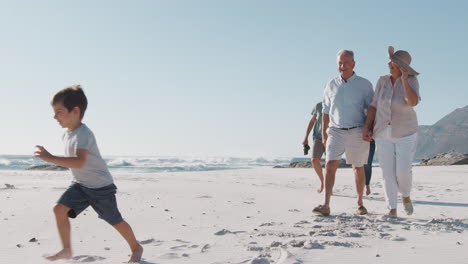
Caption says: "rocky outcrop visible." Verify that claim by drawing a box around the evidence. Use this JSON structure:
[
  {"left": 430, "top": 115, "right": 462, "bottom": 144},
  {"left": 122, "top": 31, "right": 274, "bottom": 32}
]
[
  {"left": 419, "top": 152, "right": 468, "bottom": 166},
  {"left": 416, "top": 105, "right": 468, "bottom": 159},
  {"left": 286, "top": 161, "right": 312, "bottom": 168},
  {"left": 26, "top": 164, "right": 68, "bottom": 171},
  {"left": 285, "top": 159, "right": 351, "bottom": 168}
]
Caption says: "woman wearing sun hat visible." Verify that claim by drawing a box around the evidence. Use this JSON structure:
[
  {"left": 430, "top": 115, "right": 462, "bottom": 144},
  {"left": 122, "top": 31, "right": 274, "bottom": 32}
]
[{"left": 363, "top": 46, "right": 421, "bottom": 218}]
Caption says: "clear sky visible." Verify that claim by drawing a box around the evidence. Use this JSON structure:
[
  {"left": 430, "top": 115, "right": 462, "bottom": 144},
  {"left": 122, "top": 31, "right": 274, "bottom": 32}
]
[{"left": 1, "top": 0, "right": 467, "bottom": 157}]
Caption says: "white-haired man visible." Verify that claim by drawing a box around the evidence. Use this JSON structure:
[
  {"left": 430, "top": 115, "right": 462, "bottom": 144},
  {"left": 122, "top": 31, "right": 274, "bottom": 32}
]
[{"left": 313, "top": 49, "right": 374, "bottom": 216}]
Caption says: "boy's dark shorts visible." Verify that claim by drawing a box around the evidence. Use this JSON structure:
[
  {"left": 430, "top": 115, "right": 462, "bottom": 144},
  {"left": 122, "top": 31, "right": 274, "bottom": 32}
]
[
  {"left": 312, "top": 138, "right": 325, "bottom": 159},
  {"left": 58, "top": 183, "right": 124, "bottom": 226}
]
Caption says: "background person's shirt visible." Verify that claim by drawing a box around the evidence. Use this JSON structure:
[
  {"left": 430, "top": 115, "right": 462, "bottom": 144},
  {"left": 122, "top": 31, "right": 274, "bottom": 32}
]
[
  {"left": 63, "top": 123, "right": 114, "bottom": 188},
  {"left": 371, "top": 75, "right": 421, "bottom": 138},
  {"left": 311, "top": 102, "right": 323, "bottom": 140},
  {"left": 322, "top": 73, "right": 374, "bottom": 128}
]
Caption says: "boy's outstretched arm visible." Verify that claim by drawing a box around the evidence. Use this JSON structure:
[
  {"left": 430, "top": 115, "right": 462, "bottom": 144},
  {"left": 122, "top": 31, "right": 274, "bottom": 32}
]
[{"left": 35, "top": 145, "right": 88, "bottom": 169}]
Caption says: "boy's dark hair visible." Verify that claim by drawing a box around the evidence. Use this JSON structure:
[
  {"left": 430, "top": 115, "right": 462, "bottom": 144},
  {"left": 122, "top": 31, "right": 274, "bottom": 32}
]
[{"left": 52, "top": 85, "right": 88, "bottom": 119}]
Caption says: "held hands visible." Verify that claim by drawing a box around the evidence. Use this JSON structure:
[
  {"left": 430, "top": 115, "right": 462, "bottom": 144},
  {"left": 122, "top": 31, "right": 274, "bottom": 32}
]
[
  {"left": 34, "top": 145, "right": 54, "bottom": 162},
  {"left": 362, "top": 127, "right": 373, "bottom": 142}
]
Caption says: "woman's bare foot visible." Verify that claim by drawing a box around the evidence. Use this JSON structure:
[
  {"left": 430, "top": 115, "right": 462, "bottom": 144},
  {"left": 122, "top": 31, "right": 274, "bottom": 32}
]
[
  {"left": 45, "top": 248, "right": 72, "bottom": 261},
  {"left": 366, "top": 185, "right": 371, "bottom": 196},
  {"left": 382, "top": 209, "right": 397, "bottom": 219},
  {"left": 403, "top": 196, "right": 413, "bottom": 215},
  {"left": 128, "top": 244, "right": 143, "bottom": 263}
]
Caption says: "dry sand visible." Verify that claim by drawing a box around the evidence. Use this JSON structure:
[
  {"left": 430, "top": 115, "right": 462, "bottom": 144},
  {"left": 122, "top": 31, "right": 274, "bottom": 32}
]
[{"left": 1, "top": 165, "right": 467, "bottom": 263}]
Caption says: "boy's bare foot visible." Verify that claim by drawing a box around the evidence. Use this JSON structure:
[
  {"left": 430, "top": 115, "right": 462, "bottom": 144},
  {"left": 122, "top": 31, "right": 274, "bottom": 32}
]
[
  {"left": 317, "top": 184, "right": 324, "bottom": 193},
  {"left": 366, "top": 185, "right": 371, "bottom": 196},
  {"left": 128, "top": 244, "right": 143, "bottom": 263},
  {"left": 45, "top": 248, "right": 72, "bottom": 261}
]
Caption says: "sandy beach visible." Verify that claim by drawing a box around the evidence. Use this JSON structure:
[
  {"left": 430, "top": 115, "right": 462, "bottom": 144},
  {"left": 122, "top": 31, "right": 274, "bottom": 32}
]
[{"left": 1, "top": 165, "right": 467, "bottom": 263}]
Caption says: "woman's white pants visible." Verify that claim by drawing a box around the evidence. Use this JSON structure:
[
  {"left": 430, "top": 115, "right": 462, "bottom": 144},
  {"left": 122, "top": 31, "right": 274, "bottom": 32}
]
[{"left": 375, "top": 127, "right": 418, "bottom": 210}]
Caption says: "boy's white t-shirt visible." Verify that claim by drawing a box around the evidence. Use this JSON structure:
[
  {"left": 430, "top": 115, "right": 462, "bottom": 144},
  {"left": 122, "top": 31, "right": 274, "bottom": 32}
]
[{"left": 63, "top": 123, "right": 113, "bottom": 188}]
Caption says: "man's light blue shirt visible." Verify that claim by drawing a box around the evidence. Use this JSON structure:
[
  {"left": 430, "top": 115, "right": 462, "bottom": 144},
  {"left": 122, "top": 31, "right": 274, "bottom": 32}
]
[{"left": 322, "top": 73, "right": 374, "bottom": 128}]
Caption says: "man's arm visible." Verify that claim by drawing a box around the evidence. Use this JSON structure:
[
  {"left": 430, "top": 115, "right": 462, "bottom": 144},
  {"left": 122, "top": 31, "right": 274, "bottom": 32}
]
[
  {"left": 35, "top": 146, "right": 88, "bottom": 169},
  {"left": 363, "top": 106, "right": 376, "bottom": 141},
  {"left": 322, "top": 114, "right": 330, "bottom": 146},
  {"left": 303, "top": 115, "right": 316, "bottom": 145}
]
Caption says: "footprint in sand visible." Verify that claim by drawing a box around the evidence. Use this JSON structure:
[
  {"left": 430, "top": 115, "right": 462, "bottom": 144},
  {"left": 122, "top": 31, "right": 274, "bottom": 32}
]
[
  {"left": 140, "top": 238, "right": 156, "bottom": 245},
  {"left": 250, "top": 257, "right": 270, "bottom": 264},
  {"left": 214, "top": 229, "right": 246, "bottom": 235},
  {"left": 303, "top": 240, "right": 325, "bottom": 249},
  {"left": 391, "top": 236, "right": 406, "bottom": 241},
  {"left": 139, "top": 238, "right": 164, "bottom": 246},
  {"left": 247, "top": 246, "right": 264, "bottom": 251},
  {"left": 72, "top": 255, "right": 106, "bottom": 262},
  {"left": 174, "top": 239, "right": 190, "bottom": 243},
  {"left": 270, "top": 241, "right": 282, "bottom": 247},
  {"left": 268, "top": 247, "right": 290, "bottom": 263},
  {"left": 379, "top": 232, "right": 391, "bottom": 238},
  {"left": 170, "top": 245, "right": 187, "bottom": 251},
  {"left": 294, "top": 221, "right": 309, "bottom": 228},
  {"left": 289, "top": 240, "right": 305, "bottom": 247},
  {"left": 215, "top": 229, "right": 232, "bottom": 235},
  {"left": 201, "top": 244, "right": 210, "bottom": 253},
  {"left": 344, "top": 232, "right": 362, "bottom": 238},
  {"left": 259, "top": 222, "right": 281, "bottom": 227},
  {"left": 160, "top": 253, "right": 180, "bottom": 259},
  {"left": 324, "top": 241, "right": 361, "bottom": 248},
  {"left": 196, "top": 195, "right": 213, "bottom": 199}
]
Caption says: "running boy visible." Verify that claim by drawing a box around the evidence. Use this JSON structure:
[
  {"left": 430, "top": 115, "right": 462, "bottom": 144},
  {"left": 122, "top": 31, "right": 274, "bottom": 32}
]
[{"left": 35, "top": 85, "right": 143, "bottom": 262}]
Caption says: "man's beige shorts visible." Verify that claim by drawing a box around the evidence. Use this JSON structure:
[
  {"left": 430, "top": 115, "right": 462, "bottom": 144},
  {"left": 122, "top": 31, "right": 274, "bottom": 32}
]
[{"left": 325, "top": 127, "right": 369, "bottom": 167}]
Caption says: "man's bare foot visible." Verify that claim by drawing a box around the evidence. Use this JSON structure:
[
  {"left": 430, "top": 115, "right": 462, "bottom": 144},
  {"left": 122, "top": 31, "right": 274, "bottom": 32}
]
[
  {"left": 128, "top": 244, "right": 143, "bottom": 263},
  {"left": 45, "top": 248, "right": 72, "bottom": 261},
  {"left": 366, "top": 185, "right": 371, "bottom": 196}
]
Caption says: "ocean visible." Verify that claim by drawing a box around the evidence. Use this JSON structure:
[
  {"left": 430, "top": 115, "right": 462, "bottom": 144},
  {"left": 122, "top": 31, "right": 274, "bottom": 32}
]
[{"left": 0, "top": 155, "right": 292, "bottom": 173}]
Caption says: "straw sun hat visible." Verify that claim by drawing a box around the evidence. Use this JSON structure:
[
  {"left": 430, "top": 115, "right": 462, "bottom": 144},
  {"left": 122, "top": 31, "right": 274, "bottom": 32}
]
[{"left": 388, "top": 46, "right": 419, "bottom": 76}]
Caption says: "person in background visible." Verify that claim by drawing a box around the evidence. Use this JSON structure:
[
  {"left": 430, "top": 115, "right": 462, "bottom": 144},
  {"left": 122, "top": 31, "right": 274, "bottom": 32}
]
[
  {"left": 303, "top": 101, "right": 325, "bottom": 193},
  {"left": 364, "top": 140, "right": 376, "bottom": 195}
]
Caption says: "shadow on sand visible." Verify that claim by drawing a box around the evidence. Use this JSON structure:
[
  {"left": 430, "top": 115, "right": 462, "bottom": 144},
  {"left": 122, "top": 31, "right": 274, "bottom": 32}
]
[{"left": 332, "top": 194, "right": 468, "bottom": 208}]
